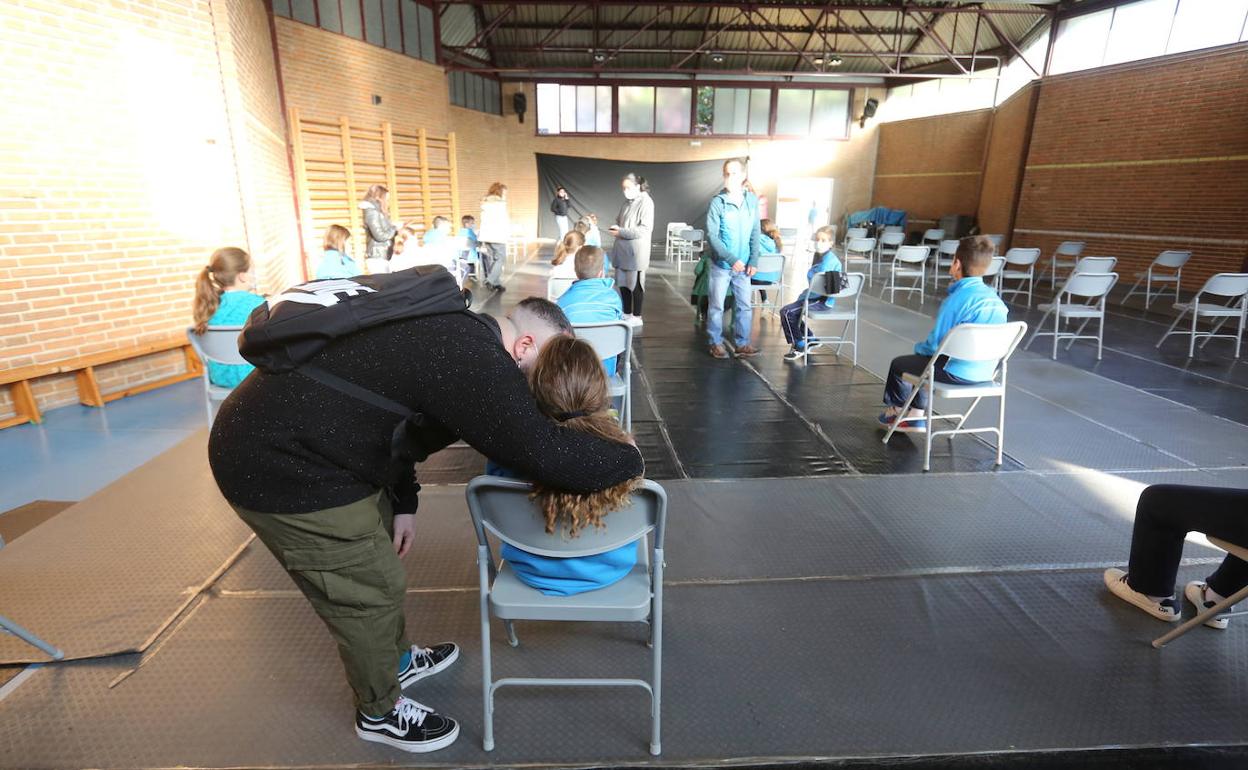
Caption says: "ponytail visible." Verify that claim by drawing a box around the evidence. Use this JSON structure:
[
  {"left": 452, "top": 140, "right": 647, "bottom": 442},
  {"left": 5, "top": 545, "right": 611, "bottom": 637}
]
[{"left": 192, "top": 247, "right": 251, "bottom": 334}]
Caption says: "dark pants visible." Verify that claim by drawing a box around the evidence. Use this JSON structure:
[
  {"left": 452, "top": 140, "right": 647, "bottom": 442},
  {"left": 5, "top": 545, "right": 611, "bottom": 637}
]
[
  {"left": 620, "top": 273, "right": 644, "bottom": 315},
  {"left": 1126, "top": 484, "right": 1248, "bottom": 598},
  {"left": 882, "top": 354, "right": 974, "bottom": 411},
  {"left": 480, "top": 242, "right": 505, "bottom": 287},
  {"left": 780, "top": 296, "right": 829, "bottom": 346}
]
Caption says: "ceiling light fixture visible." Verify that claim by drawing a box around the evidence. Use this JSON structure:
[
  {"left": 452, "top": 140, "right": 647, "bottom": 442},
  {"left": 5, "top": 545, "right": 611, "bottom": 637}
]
[
  {"left": 829, "top": 55, "right": 843, "bottom": 67},
  {"left": 710, "top": 52, "right": 725, "bottom": 64},
  {"left": 813, "top": 57, "right": 824, "bottom": 65},
  {"left": 592, "top": 49, "right": 606, "bottom": 63}
]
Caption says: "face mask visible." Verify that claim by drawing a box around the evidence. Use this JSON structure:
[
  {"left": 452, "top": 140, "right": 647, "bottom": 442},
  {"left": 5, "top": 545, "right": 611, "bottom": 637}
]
[
  {"left": 623, "top": 187, "right": 638, "bottom": 200},
  {"left": 814, "top": 242, "right": 832, "bottom": 254}
]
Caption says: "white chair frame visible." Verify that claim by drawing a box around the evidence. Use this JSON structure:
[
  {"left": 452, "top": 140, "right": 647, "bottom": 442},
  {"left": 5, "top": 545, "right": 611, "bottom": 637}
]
[
  {"left": 674, "top": 228, "right": 704, "bottom": 273},
  {"left": 1026, "top": 272, "right": 1119, "bottom": 360},
  {"left": 882, "top": 321, "right": 1028, "bottom": 471},
  {"left": 1123, "top": 250, "right": 1192, "bottom": 308},
  {"left": 749, "top": 253, "right": 786, "bottom": 318},
  {"left": 801, "top": 272, "right": 864, "bottom": 366},
  {"left": 886, "top": 245, "right": 928, "bottom": 302},
  {"left": 982, "top": 256, "right": 1007, "bottom": 293},
  {"left": 876, "top": 230, "right": 906, "bottom": 264},
  {"left": 664, "top": 222, "right": 688, "bottom": 260},
  {"left": 1153, "top": 537, "right": 1248, "bottom": 648},
  {"left": 547, "top": 276, "right": 575, "bottom": 302},
  {"left": 186, "top": 325, "right": 249, "bottom": 426},
  {"left": 1046, "top": 240, "right": 1086, "bottom": 289},
  {"left": 921, "top": 228, "right": 945, "bottom": 250},
  {"left": 931, "top": 239, "right": 959, "bottom": 291},
  {"left": 466, "top": 476, "right": 667, "bottom": 756},
  {"left": 573, "top": 320, "right": 634, "bottom": 431},
  {"left": 998, "top": 247, "right": 1042, "bottom": 307},
  {"left": 1072, "top": 256, "right": 1117, "bottom": 275},
  {"left": 843, "top": 237, "right": 876, "bottom": 286},
  {"left": 1156, "top": 273, "right": 1248, "bottom": 358}
]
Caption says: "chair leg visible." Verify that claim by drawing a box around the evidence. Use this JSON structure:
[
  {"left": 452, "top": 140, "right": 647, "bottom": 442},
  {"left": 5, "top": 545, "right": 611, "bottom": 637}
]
[
  {"left": 649, "top": 595, "right": 663, "bottom": 756},
  {"left": 1052, "top": 309, "right": 1060, "bottom": 360},
  {"left": 1153, "top": 582, "right": 1248, "bottom": 648},
  {"left": 882, "top": 373, "right": 925, "bottom": 444},
  {"left": 1025, "top": 309, "right": 1053, "bottom": 349},
  {"left": 1097, "top": 315, "right": 1104, "bottom": 360},
  {"left": 1189, "top": 306, "right": 1198, "bottom": 358},
  {"left": 951, "top": 395, "right": 983, "bottom": 434},
  {"left": 479, "top": 582, "right": 496, "bottom": 750},
  {"left": 504, "top": 619, "right": 519, "bottom": 647},
  {"left": 996, "top": 389, "right": 1006, "bottom": 467},
  {"left": 923, "top": 379, "right": 934, "bottom": 472},
  {"left": 1123, "top": 275, "right": 1143, "bottom": 302},
  {"left": 1066, "top": 318, "right": 1091, "bottom": 351},
  {"left": 1157, "top": 306, "right": 1189, "bottom": 348}
]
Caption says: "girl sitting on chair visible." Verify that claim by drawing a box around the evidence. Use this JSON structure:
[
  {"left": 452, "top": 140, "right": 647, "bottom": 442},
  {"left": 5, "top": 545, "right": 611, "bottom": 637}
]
[
  {"left": 192, "top": 247, "right": 265, "bottom": 388},
  {"left": 486, "top": 335, "right": 642, "bottom": 596}
]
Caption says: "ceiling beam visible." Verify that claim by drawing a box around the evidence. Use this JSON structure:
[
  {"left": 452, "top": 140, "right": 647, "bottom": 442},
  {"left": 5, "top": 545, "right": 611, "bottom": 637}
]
[
  {"left": 435, "top": 1, "right": 1055, "bottom": 13},
  {"left": 671, "top": 8, "right": 748, "bottom": 69}
]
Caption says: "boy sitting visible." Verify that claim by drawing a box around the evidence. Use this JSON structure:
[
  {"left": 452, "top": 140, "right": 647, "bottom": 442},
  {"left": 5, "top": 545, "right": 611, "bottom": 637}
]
[{"left": 557, "top": 245, "right": 625, "bottom": 375}]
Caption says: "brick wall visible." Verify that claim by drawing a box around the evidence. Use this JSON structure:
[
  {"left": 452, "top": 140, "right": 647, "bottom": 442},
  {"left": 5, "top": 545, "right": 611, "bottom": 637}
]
[
  {"left": 1012, "top": 44, "right": 1248, "bottom": 288},
  {"left": 976, "top": 84, "right": 1037, "bottom": 249},
  {"left": 873, "top": 109, "right": 992, "bottom": 225}
]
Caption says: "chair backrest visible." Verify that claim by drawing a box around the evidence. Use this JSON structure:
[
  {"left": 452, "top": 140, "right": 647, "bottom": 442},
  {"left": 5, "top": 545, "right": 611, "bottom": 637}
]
[
  {"left": 547, "top": 276, "right": 575, "bottom": 301},
  {"left": 666, "top": 222, "right": 687, "bottom": 235},
  {"left": 754, "top": 253, "right": 784, "bottom": 275},
  {"left": 1004, "top": 247, "right": 1041, "bottom": 267},
  {"left": 1063, "top": 271, "right": 1118, "bottom": 299},
  {"left": 846, "top": 227, "right": 868, "bottom": 240},
  {"left": 983, "top": 234, "right": 1004, "bottom": 249},
  {"left": 573, "top": 320, "right": 632, "bottom": 360},
  {"left": 1198, "top": 272, "right": 1248, "bottom": 299},
  {"left": 187, "top": 326, "right": 248, "bottom": 367},
  {"left": 1153, "top": 249, "right": 1192, "bottom": 269},
  {"left": 894, "top": 245, "right": 928, "bottom": 264},
  {"left": 466, "top": 476, "right": 667, "bottom": 558},
  {"left": 937, "top": 321, "right": 1028, "bottom": 363},
  {"left": 938, "top": 239, "right": 960, "bottom": 257},
  {"left": 983, "top": 255, "right": 1007, "bottom": 277},
  {"left": 883, "top": 225, "right": 904, "bottom": 234},
  {"left": 1055, "top": 240, "right": 1085, "bottom": 257},
  {"left": 680, "top": 228, "right": 704, "bottom": 244},
  {"left": 1073, "top": 256, "right": 1117, "bottom": 274},
  {"left": 810, "top": 271, "right": 864, "bottom": 299},
  {"left": 922, "top": 228, "right": 945, "bottom": 242},
  {"left": 880, "top": 231, "right": 906, "bottom": 247},
  {"left": 847, "top": 237, "right": 876, "bottom": 254}
]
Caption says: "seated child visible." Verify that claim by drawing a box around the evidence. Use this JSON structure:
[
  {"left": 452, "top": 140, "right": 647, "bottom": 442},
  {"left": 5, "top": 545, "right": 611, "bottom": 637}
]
[
  {"left": 487, "top": 336, "right": 643, "bottom": 597},
  {"left": 192, "top": 247, "right": 266, "bottom": 387},
  {"left": 557, "top": 245, "right": 625, "bottom": 376},
  {"left": 460, "top": 214, "right": 480, "bottom": 282},
  {"left": 386, "top": 225, "right": 422, "bottom": 272},
  {"left": 316, "top": 224, "right": 358, "bottom": 279},
  {"left": 549, "top": 229, "right": 584, "bottom": 283},
  {"left": 780, "top": 225, "right": 842, "bottom": 361},
  {"left": 420, "top": 215, "right": 458, "bottom": 276}
]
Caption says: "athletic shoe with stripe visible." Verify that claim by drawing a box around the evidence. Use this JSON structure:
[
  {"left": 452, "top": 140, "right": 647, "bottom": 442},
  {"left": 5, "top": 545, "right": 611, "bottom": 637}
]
[
  {"left": 356, "top": 697, "right": 459, "bottom": 753},
  {"left": 398, "top": 642, "right": 459, "bottom": 689}
]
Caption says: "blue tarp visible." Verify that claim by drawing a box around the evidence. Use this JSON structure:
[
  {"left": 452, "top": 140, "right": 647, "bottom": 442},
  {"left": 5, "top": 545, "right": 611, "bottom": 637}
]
[{"left": 848, "top": 207, "right": 907, "bottom": 228}]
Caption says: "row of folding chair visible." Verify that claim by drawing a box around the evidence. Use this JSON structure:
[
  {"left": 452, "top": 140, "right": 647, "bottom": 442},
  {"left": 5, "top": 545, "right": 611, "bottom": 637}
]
[{"left": 669, "top": 227, "right": 704, "bottom": 272}]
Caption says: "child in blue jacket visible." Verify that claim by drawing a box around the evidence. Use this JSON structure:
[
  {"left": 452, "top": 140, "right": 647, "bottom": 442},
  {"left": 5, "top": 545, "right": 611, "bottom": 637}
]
[
  {"left": 781, "top": 225, "right": 843, "bottom": 361},
  {"left": 191, "top": 247, "right": 266, "bottom": 388},
  {"left": 316, "top": 225, "right": 358, "bottom": 279},
  {"left": 558, "top": 245, "right": 625, "bottom": 375}
]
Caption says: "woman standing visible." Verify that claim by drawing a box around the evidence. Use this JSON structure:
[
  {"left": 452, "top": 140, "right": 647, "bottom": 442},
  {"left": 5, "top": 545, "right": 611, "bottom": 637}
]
[
  {"left": 359, "top": 184, "right": 398, "bottom": 274},
  {"left": 478, "top": 182, "right": 510, "bottom": 291},
  {"left": 609, "top": 173, "right": 653, "bottom": 326}
]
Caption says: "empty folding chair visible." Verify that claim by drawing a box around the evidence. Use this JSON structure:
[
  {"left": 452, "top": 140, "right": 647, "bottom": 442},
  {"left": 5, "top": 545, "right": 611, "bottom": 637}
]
[
  {"left": 982, "top": 234, "right": 1004, "bottom": 253},
  {"left": 573, "top": 320, "right": 633, "bottom": 431},
  {"left": 1046, "top": 240, "right": 1086, "bottom": 289},
  {"left": 1071, "top": 256, "right": 1117, "bottom": 275},
  {"left": 466, "top": 476, "right": 667, "bottom": 755},
  {"left": 982, "top": 255, "right": 1007, "bottom": 293},
  {"left": 1122, "top": 250, "right": 1192, "bottom": 307},
  {"left": 883, "top": 225, "right": 905, "bottom": 234},
  {"left": 998, "top": 247, "right": 1042, "bottom": 307},
  {"left": 802, "top": 272, "right": 864, "bottom": 366},
  {"left": 921, "top": 228, "right": 945, "bottom": 250},
  {"left": 1026, "top": 272, "right": 1119, "bottom": 360},
  {"left": 931, "top": 239, "right": 959, "bottom": 291},
  {"left": 749, "top": 253, "right": 786, "bottom": 318},
  {"left": 882, "top": 321, "right": 1028, "bottom": 471},
  {"left": 845, "top": 226, "right": 868, "bottom": 245},
  {"left": 186, "top": 325, "right": 248, "bottom": 426},
  {"left": 547, "top": 277, "right": 575, "bottom": 302},
  {"left": 664, "top": 222, "right": 688, "bottom": 260},
  {"left": 1153, "top": 537, "right": 1248, "bottom": 649},
  {"left": 1155, "top": 273, "right": 1248, "bottom": 358},
  {"left": 886, "top": 245, "right": 928, "bottom": 303},
  {"left": 843, "top": 237, "right": 876, "bottom": 286},
  {"left": 876, "top": 230, "right": 906, "bottom": 264},
  {"left": 677, "top": 228, "right": 704, "bottom": 273}
]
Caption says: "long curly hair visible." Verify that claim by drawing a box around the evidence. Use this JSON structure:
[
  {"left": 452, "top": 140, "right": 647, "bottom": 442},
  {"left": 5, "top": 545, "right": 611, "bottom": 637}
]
[{"left": 527, "top": 336, "right": 641, "bottom": 536}]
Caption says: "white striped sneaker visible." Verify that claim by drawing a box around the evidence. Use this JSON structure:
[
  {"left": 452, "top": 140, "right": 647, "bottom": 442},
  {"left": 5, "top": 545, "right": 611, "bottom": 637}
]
[
  {"left": 356, "top": 697, "right": 459, "bottom": 753},
  {"left": 1185, "top": 581, "right": 1230, "bottom": 630}
]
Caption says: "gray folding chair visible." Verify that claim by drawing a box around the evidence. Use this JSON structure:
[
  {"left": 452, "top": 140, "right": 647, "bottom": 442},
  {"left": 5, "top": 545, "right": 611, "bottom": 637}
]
[
  {"left": 547, "top": 276, "right": 574, "bottom": 302},
  {"left": 844, "top": 237, "right": 876, "bottom": 286},
  {"left": 982, "top": 255, "right": 1007, "bottom": 293},
  {"left": 186, "top": 325, "right": 248, "bottom": 425},
  {"left": 573, "top": 321, "right": 633, "bottom": 432},
  {"left": 998, "top": 247, "right": 1042, "bottom": 307},
  {"left": 1123, "top": 250, "right": 1191, "bottom": 308},
  {"left": 844, "top": 227, "right": 868, "bottom": 245},
  {"left": 676, "top": 228, "right": 704, "bottom": 273},
  {"left": 1153, "top": 537, "right": 1248, "bottom": 649},
  {"left": 982, "top": 234, "right": 1004, "bottom": 253},
  {"left": 803, "top": 272, "right": 864, "bottom": 366},
  {"left": 664, "top": 222, "right": 688, "bottom": 261},
  {"left": 1026, "top": 272, "right": 1119, "bottom": 360},
  {"left": 921, "top": 228, "right": 945, "bottom": 250},
  {"left": 1072, "top": 256, "right": 1116, "bottom": 275},
  {"left": 466, "top": 476, "right": 667, "bottom": 755},
  {"left": 1046, "top": 240, "right": 1086, "bottom": 289},
  {"left": 1156, "top": 273, "right": 1248, "bottom": 358},
  {"left": 749, "top": 253, "right": 786, "bottom": 318},
  {"left": 882, "top": 321, "right": 1028, "bottom": 471},
  {"left": 876, "top": 230, "right": 906, "bottom": 264},
  {"left": 931, "top": 239, "right": 959, "bottom": 291},
  {"left": 886, "top": 245, "right": 928, "bottom": 302}
]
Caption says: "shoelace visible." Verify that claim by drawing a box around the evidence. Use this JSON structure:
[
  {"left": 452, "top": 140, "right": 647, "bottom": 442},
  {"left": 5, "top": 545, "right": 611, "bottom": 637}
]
[
  {"left": 412, "top": 646, "right": 436, "bottom": 668},
  {"left": 394, "top": 698, "right": 429, "bottom": 729}
]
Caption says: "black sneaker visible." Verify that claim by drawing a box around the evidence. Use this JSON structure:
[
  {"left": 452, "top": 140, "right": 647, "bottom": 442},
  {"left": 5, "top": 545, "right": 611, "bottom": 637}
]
[
  {"left": 399, "top": 642, "right": 460, "bottom": 689},
  {"left": 783, "top": 346, "right": 806, "bottom": 361},
  {"left": 356, "top": 697, "right": 459, "bottom": 753}
]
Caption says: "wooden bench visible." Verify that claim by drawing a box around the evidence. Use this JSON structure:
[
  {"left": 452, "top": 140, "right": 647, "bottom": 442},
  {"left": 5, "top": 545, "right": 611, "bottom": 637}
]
[{"left": 0, "top": 338, "right": 203, "bottom": 430}]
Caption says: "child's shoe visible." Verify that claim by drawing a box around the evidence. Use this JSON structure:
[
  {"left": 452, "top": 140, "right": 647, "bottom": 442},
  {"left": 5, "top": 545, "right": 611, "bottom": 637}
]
[
  {"left": 1185, "top": 581, "right": 1230, "bottom": 629},
  {"left": 1104, "top": 568, "right": 1180, "bottom": 622}
]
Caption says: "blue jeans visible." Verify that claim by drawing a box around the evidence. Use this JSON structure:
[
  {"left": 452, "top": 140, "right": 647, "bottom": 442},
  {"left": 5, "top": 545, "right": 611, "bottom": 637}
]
[
  {"left": 883, "top": 354, "right": 975, "bottom": 411},
  {"left": 780, "top": 294, "right": 831, "bottom": 347},
  {"left": 706, "top": 264, "right": 753, "bottom": 347}
]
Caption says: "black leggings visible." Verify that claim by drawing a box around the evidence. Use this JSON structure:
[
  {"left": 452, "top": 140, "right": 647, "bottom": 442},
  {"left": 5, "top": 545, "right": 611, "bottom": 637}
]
[
  {"left": 1126, "top": 484, "right": 1248, "bottom": 598},
  {"left": 620, "top": 279, "right": 644, "bottom": 316}
]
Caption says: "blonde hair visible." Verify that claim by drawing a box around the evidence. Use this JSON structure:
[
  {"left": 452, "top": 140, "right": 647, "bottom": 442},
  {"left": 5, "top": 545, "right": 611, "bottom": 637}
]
[
  {"left": 323, "top": 224, "right": 350, "bottom": 253},
  {"left": 363, "top": 184, "right": 388, "bottom": 208},
  {"left": 552, "top": 229, "right": 585, "bottom": 267},
  {"left": 527, "top": 336, "right": 641, "bottom": 536},
  {"left": 761, "top": 218, "right": 783, "bottom": 252},
  {"left": 814, "top": 225, "right": 836, "bottom": 243},
  {"left": 192, "top": 247, "right": 251, "bottom": 335},
  {"left": 573, "top": 245, "right": 606, "bottom": 280},
  {"left": 392, "top": 225, "right": 418, "bottom": 255}
]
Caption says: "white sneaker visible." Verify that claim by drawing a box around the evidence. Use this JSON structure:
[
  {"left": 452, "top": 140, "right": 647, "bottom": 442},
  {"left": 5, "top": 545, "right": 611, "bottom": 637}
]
[
  {"left": 624, "top": 315, "right": 643, "bottom": 328},
  {"left": 1104, "top": 568, "right": 1180, "bottom": 622},
  {"left": 1185, "top": 581, "right": 1230, "bottom": 630}
]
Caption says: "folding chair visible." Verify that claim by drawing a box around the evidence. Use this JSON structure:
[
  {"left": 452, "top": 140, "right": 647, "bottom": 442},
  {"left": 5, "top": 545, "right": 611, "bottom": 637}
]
[
  {"left": 749, "top": 253, "right": 786, "bottom": 318},
  {"left": 1046, "top": 240, "right": 1086, "bottom": 289},
  {"left": 1156, "top": 273, "right": 1248, "bottom": 358},
  {"left": 844, "top": 237, "right": 876, "bottom": 286},
  {"left": 882, "top": 225, "right": 905, "bottom": 235},
  {"left": 506, "top": 224, "right": 527, "bottom": 263},
  {"left": 676, "top": 228, "right": 704, "bottom": 273},
  {"left": 886, "top": 245, "right": 928, "bottom": 302},
  {"left": 998, "top": 247, "right": 1042, "bottom": 307},
  {"left": 802, "top": 272, "right": 864, "bottom": 366},
  {"left": 931, "top": 239, "right": 959, "bottom": 291},
  {"left": 1123, "top": 250, "right": 1192, "bottom": 308},
  {"left": 573, "top": 321, "right": 633, "bottom": 432},
  {"left": 1072, "top": 256, "right": 1116, "bottom": 275},
  {"left": 664, "top": 222, "right": 688, "bottom": 260},
  {"left": 882, "top": 321, "right": 1028, "bottom": 471},
  {"left": 921, "top": 228, "right": 945, "bottom": 250},
  {"left": 1026, "top": 272, "right": 1119, "bottom": 360},
  {"left": 466, "top": 476, "right": 667, "bottom": 755},
  {"left": 546, "top": 277, "right": 575, "bottom": 302},
  {"left": 186, "top": 325, "right": 248, "bottom": 426},
  {"left": 1153, "top": 537, "right": 1248, "bottom": 649},
  {"left": 876, "top": 230, "right": 906, "bottom": 264},
  {"left": 845, "top": 227, "right": 868, "bottom": 245},
  {"left": 982, "top": 255, "right": 1007, "bottom": 293},
  {"left": 982, "top": 234, "right": 1004, "bottom": 253}
]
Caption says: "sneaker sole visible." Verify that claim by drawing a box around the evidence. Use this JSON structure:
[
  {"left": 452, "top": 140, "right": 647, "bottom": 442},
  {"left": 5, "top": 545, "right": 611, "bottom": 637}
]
[
  {"left": 1104, "top": 568, "right": 1179, "bottom": 622},
  {"left": 399, "top": 646, "right": 460, "bottom": 689},
  {"left": 1185, "top": 582, "right": 1229, "bottom": 630},
  {"left": 356, "top": 722, "right": 460, "bottom": 753}
]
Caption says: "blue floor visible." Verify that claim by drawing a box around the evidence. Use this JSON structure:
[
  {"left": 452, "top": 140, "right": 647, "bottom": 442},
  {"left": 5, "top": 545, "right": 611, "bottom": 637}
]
[{"left": 0, "top": 380, "right": 207, "bottom": 512}]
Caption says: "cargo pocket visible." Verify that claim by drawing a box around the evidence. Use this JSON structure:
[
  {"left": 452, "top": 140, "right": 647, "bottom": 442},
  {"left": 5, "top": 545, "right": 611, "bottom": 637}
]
[{"left": 283, "top": 537, "right": 398, "bottom": 617}]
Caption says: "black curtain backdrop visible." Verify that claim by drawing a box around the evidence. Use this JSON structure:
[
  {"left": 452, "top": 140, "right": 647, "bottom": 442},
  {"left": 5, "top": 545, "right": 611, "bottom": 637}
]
[{"left": 535, "top": 153, "right": 730, "bottom": 243}]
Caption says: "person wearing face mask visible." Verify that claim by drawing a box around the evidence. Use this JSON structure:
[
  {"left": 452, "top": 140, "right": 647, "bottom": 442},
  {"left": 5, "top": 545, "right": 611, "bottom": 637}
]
[
  {"left": 208, "top": 295, "right": 643, "bottom": 755},
  {"left": 609, "top": 173, "right": 654, "bottom": 327},
  {"left": 704, "top": 157, "right": 762, "bottom": 359},
  {"left": 551, "top": 186, "right": 572, "bottom": 238},
  {"left": 780, "top": 225, "right": 843, "bottom": 361}
]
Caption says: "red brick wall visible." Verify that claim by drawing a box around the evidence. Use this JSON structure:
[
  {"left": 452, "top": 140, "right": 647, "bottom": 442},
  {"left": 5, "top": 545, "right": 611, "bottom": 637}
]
[
  {"left": 976, "top": 84, "right": 1036, "bottom": 249},
  {"left": 873, "top": 110, "right": 992, "bottom": 225},
  {"left": 1012, "top": 44, "right": 1248, "bottom": 288}
]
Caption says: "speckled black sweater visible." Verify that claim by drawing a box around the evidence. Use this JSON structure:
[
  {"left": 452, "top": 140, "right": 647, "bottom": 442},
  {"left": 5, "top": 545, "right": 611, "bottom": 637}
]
[{"left": 207, "top": 312, "right": 644, "bottom": 514}]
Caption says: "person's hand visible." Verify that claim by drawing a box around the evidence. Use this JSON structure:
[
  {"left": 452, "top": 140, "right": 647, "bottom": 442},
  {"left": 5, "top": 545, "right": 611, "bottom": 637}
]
[
  {"left": 746, "top": 265, "right": 758, "bottom": 277},
  {"left": 609, "top": 225, "right": 620, "bottom": 233},
  {"left": 392, "top": 513, "right": 416, "bottom": 557},
  {"left": 731, "top": 260, "right": 746, "bottom": 273}
]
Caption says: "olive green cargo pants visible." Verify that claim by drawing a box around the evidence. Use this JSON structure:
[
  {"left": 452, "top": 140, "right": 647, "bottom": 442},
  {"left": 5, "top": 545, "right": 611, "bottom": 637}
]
[{"left": 232, "top": 492, "right": 410, "bottom": 716}]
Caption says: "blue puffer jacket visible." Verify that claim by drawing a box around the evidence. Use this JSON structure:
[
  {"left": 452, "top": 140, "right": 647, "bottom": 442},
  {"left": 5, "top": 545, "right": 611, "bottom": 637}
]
[
  {"left": 558, "top": 278, "right": 625, "bottom": 375},
  {"left": 706, "top": 190, "right": 761, "bottom": 270}
]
